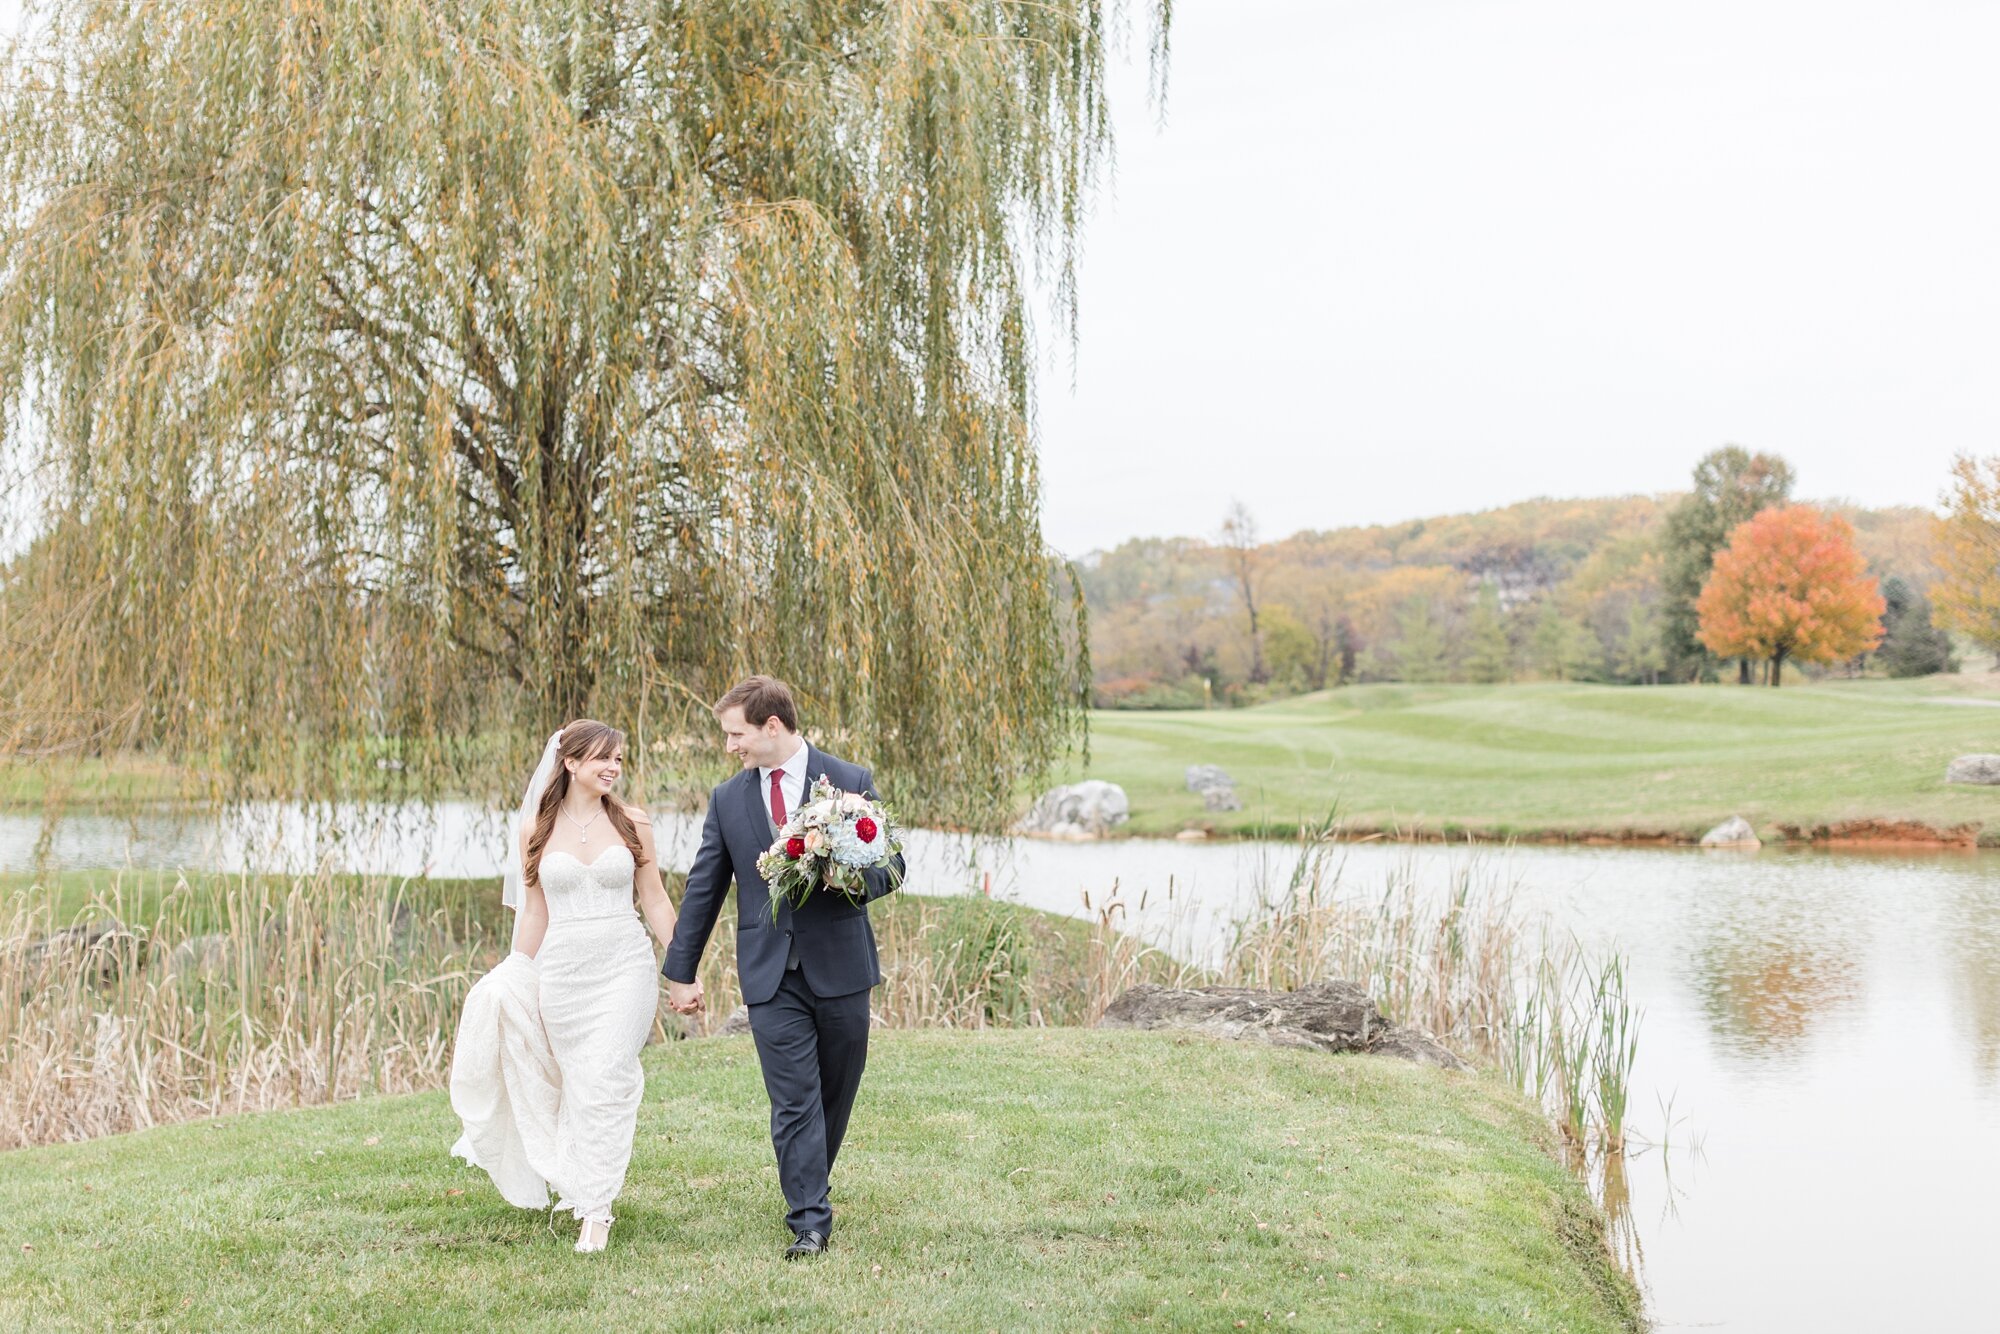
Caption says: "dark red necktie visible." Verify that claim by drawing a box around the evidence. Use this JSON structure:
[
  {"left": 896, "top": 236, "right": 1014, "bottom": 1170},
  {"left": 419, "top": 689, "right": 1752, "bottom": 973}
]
[{"left": 769, "top": 768, "right": 787, "bottom": 827}]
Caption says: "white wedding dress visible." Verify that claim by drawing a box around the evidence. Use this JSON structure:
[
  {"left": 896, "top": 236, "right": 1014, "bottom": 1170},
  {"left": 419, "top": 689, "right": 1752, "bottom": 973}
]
[{"left": 450, "top": 844, "right": 658, "bottom": 1228}]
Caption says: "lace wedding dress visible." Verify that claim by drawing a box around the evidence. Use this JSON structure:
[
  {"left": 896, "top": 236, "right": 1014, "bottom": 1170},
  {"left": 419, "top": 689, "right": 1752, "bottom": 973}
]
[{"left": 450, "top": 844, "right": 658, "bottom": 1235}]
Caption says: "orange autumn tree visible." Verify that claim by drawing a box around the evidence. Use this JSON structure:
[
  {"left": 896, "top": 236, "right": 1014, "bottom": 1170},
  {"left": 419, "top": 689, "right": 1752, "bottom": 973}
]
[{"left": 1696, "top": 506, "right": 1886, "bottom": 686}]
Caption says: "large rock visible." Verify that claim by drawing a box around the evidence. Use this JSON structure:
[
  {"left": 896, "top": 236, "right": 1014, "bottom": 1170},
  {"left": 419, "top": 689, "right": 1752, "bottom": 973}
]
[
  {"left": 1946, "top": 754, "right": 2000, "bottom": 785},
  {"left": 1184, "top": 764, "right": 1243, "bottom": 813},
  {"left": 1097, "top": 981, "right": 1469, "bottom": 1071},
  {"left": 1699, "top": 816, "right": 1761, "bottom": 848},
  {"left": 1015, "top": 780, "right": 1130, "bottom": 839},
  {"left": 1184, "top": 764, "right": 1233, "bottom": 793}
]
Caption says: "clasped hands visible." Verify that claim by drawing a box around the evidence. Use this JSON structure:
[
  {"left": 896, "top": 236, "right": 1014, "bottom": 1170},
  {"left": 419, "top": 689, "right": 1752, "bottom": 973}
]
[{"left": 667, "top": 978, "right": 704, "bottom": 1015}]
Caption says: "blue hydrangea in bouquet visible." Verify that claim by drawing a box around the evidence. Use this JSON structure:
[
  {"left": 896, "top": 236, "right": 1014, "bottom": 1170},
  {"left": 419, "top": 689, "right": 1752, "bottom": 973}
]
[{"left": 757, "top": 776, "right": 904, "bottom": 918}]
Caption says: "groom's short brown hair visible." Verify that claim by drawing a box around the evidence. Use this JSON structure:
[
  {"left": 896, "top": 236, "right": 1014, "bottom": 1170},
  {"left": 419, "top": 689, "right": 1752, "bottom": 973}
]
[{"left": 714, "top": 675, "right": 798, "bottom": 732}]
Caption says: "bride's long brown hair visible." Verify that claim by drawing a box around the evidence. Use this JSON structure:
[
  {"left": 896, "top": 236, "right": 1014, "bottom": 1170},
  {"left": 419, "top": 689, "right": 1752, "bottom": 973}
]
[{"left": 524, "top": 720, "right": 648, "bottom": 891}]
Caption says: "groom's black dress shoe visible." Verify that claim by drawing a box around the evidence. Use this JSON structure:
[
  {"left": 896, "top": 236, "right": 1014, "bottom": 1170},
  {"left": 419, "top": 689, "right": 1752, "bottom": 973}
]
[{"left": 784, "top": 1230, "right": 828, "bottom": 1260}]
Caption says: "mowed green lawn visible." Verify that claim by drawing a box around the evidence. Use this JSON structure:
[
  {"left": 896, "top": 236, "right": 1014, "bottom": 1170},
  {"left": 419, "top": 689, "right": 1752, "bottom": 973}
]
[
  {"left": 0, "top": 1031, "right": 1638, "bottom": 1332},
  {"left": 1061, "top": 676, "right": 2000, "bottom": 840}
]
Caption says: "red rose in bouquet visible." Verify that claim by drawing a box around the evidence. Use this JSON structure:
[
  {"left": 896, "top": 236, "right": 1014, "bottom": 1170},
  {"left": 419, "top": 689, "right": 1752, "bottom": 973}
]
[
  {"left": 855, "top": 816, "right": 879, "bottom": 844},
  {"left": 785, "top": 836, "right": 807, "bottom": 858}
]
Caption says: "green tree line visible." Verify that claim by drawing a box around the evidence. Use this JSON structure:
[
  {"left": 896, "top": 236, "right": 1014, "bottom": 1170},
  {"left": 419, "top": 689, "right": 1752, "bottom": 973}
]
[{"left": 1084, "top": 455, "right": 1946, "bottom": 707}]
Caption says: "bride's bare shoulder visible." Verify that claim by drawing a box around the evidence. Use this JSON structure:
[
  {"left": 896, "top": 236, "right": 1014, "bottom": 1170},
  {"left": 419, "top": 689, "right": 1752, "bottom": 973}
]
[{"left": 617, "top": 799, "right": 653, "bottom": 826}]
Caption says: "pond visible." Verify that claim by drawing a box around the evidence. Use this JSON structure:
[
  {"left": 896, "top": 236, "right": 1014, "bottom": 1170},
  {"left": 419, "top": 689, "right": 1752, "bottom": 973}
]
[{"left": 6, "top": 805, "right": 1996, "bottom": 1331}]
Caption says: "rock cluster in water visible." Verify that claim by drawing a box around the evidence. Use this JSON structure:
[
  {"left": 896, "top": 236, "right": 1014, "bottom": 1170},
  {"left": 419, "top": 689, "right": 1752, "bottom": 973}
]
[
  {"left": 1014, "top": 779, "right": 1130, "bottom": 839},
  {"left": 1097, "top": 981, "right": 1469, "bottom": 1071}
]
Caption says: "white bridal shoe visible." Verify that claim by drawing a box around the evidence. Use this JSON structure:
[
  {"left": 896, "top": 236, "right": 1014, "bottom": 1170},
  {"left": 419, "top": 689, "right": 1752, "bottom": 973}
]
[{"left": 575, "top": 1216, "right": 612, "bottom": 1253}]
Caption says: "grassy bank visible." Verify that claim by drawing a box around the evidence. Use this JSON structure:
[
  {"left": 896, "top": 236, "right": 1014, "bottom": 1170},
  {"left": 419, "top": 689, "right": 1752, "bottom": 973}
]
[
  {"left": 1061, "top": 676, "right": 2000, "bottom": 841},
  {"left": 0, "top": 1030, "right": 1641, "bottom": 1331},
  {"left": 0, "top": 754, "right": 191, "bottom": 811}
]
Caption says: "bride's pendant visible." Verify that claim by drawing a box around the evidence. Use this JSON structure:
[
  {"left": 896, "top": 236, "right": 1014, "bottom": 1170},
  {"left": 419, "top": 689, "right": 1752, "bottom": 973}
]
[{"left": 561, "top": 802, "right": 603, "bottom": 847}]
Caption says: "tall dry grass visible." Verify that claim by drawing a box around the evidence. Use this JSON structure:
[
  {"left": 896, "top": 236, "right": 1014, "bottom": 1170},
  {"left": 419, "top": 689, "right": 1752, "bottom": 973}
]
[
  {"left": 0, "top": 871, "right": 488, "bottom": 1149},
  {"left": 0, "top": 870, "right": 1198, "bottom": 1148},
  {"left": 3, "top": 836, "right": 1635, "bottom": 1157}
]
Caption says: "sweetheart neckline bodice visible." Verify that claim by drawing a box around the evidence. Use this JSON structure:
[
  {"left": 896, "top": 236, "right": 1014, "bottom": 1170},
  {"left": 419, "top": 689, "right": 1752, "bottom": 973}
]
[
  {"left": 538, "top": 843, "right": 637, "bottom": 922},
  {"left": 543, "top": 846, "right": 634, "bottom": 871}
]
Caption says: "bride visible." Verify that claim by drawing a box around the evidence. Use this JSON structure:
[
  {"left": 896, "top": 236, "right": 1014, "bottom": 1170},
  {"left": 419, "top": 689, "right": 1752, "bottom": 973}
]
[{"left": 449, "top": 721, "right": 679, "bottom": 1252}]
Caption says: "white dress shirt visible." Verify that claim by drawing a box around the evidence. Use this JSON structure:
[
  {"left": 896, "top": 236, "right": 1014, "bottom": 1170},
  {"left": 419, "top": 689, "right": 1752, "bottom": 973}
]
[{"left": 759, "top": 736, "right": 810, "bottom": 829}]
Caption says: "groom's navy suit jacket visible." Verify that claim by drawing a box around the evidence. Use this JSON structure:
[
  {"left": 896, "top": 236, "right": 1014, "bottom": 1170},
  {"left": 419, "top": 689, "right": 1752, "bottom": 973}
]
[{"left": 662, "top": 745, "right": 902, "bottom": 1005}]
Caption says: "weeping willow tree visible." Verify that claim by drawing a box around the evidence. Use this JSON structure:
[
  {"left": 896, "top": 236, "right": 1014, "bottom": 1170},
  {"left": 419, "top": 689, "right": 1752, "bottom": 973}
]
[{"left": 0, "top": 1, "right": 1164, "bottom": 822}]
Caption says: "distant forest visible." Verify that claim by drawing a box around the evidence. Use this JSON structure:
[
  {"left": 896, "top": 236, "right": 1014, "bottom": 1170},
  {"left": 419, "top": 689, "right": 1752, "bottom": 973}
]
[{"left": 1079, "top": 483, "right": 1942, "bottom": 708}]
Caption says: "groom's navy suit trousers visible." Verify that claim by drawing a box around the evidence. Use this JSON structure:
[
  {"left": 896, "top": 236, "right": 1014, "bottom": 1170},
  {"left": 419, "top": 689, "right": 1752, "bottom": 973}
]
[{"left": 663, "top": 744, "right": 902, "bottom": 1238}]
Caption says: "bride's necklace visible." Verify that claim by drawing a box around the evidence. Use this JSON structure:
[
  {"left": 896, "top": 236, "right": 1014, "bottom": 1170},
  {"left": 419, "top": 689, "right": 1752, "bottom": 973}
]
[{"left": 561, "top": 801, "right": 604, "bottom": 844}]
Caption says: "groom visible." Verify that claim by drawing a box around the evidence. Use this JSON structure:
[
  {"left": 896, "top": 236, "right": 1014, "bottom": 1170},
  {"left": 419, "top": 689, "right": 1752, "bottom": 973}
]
[{"left": 662, "top": 676, "right": 903, "bottom": 1258}]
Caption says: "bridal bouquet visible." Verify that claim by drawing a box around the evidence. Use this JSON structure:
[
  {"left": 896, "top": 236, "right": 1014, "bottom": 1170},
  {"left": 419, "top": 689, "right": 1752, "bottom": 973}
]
[{"left": 757, "top": 776, "right": 904, "bottom": 916}]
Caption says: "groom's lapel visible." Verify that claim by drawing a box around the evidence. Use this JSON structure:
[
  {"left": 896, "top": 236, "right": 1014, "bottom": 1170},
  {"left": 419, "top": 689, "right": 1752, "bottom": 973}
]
[
  {"left": 728, "top": 766, "right": 766, "bottom": 855},
  {"left": 804, "top": 742, "right": 845, "bottom": 792}
]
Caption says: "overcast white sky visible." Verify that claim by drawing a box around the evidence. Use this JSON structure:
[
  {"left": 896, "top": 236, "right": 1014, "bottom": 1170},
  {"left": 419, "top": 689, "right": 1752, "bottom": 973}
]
[
  {"left": 7, "top": 3, "right": 1994, "bottom": 554},
  {"left": 1036, "top": 0, "right": 2000, "bottom": 553}
]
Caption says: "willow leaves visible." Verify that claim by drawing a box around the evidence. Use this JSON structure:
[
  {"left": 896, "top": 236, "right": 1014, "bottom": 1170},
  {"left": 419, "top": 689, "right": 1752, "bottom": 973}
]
[{"left": 0, "top": 1, "right": 1161, "bottom": 823}]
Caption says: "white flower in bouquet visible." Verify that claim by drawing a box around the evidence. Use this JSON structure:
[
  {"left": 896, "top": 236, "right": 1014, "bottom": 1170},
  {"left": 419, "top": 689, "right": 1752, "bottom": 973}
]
[{"left": 827, "top": 817, "right": 886, "bottom": 867}]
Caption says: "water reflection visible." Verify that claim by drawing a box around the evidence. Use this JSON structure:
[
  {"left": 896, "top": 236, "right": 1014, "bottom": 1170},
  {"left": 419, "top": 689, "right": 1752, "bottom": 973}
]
[
  {"left": 1947, "top": 877, "right": 2000, "bottom": 1083},
  {"left": 1594, "top": 1146, "right": 1643, "bottom": 1283},
  {"left": 1693, "top": 930, "right": 1861, "bottom": 1057}
]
